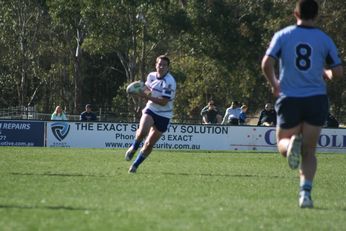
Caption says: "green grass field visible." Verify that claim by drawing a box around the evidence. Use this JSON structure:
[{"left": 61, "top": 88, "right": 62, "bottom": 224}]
[{"left": 0, "top": 147, "right": 345, "bottom": 231}]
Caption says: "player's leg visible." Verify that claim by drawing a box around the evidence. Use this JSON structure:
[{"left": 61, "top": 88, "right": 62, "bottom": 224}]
[
  {"left": 128, "top": 127, "right": 163, "bottom": 173},
  {"left": 140, "top": 127, "right": 163, "bottom": 158},
  {"left": 275, "top": 97, "right": 303, "bottom": 169},
  {"left": 125, "top": 113, "right": 153, "bottom": 161},
  {"left": 276, "top": 125, "right": 303, "bottom": 169},
  {"left": 300, "top": 122, "right": 321, "bottom": 181},
  {"left": 128, "top": 110, "right": 170, "bottom": 173},
  {"left": 298, "top": 122, "right": 322, "bottom": 208},
  {"left": 297, "top": 95, "right": 327, "bottom": 208},
  {"left": 276, "top": 126, "right": 300, "bottom": 157}
]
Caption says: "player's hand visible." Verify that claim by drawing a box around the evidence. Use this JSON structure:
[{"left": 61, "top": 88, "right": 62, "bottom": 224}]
[
  {"left": 137, "top": 91, "right": 147, "bottom": 98},
  {"left": 323, "top": 69, "right": 333, "bottom": 81},
  {"left": 131, "top": 91, "right": 150, "bottom": 102}
]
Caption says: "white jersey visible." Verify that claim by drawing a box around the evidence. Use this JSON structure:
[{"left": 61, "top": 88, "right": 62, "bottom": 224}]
[
  {"left": 221, "top": 107, "right": 241, "bottom": 124},
  {"left": 143, "top": 72, "right": 176, "bottom": 119}
]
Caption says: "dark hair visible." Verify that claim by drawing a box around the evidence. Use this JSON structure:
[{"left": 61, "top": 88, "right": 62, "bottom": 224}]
[
  {"left": 232, "top": 101, "right": 239, "bottom": 106},
  {"left": 295, "top": 0, "right": 318, "bottom": 20},
  {"left": 156, "top": 55, "right": 170, "bottom": 66}
]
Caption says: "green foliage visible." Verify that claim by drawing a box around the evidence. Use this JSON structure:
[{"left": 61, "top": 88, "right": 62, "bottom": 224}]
[
  {"left": 0, "top": 0, "right": 51, "bottom": 107},
  {"left": 0, "top": 0, "right": 345, "bottom": 121},
  {"left": 320, "top": 2, "right": 346, "bottom": 118}
]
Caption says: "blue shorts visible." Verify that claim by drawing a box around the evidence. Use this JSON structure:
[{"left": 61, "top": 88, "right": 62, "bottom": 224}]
[
  {"left": 275, "top": 95, "right": 329, "bottom": 129},
  {"left": 144, "top": 109, "right": 170, "bottom": 132}
]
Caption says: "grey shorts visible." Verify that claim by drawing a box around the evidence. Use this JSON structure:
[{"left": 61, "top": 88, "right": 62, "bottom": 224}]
[{"left": 275, "top": 95, "right": 329, "bottom": 129}]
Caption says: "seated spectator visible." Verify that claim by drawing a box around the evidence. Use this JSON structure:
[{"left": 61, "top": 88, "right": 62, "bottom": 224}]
[
  {"left": 257, "top": 103, "right": 276, "bottom": 126},
  {"left": 325, "top": 113, "right": 339, "bottom": 128},
  {"left": 51, "top": 105, "right": 68, "bottom": 120},
  {"left": 221, "top": 101, "right": 241, "bottom": 125},
  {"left": 200, "top": 100, "right": 222, "bottom": 124},
  {"left": 80, "top": 104, "right": 97, "bottom": 121},
  {"left": 239, "top": 104, "right": 248, "bottom": 125}
]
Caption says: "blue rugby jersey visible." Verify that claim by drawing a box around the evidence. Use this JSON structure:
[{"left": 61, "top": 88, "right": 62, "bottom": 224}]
[{"left": 266, "top": 25, "right": 342, "bottom": 97}]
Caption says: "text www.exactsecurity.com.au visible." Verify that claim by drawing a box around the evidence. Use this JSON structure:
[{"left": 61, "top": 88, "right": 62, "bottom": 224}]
[{"left": 105, "top": 142, "right": 201, "bottom": 150}]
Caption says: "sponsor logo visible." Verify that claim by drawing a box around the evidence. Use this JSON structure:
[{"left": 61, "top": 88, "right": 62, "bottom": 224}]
[
  {"left": 264, "top": 129, "right": 346, "bottom": 148},
  {"left": 51, "top": 122, "right": 70, "bottom": 141}
]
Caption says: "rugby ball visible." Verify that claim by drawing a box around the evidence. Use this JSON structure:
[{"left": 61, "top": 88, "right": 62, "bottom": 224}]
[{"left": 126, "top": 81, "right": 144, "bottom": 94}]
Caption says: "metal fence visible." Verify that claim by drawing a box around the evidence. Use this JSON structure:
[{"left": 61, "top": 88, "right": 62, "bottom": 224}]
[
  {"left": 0, "top": 106, "right": 201, "bottom": 123},
  {"left": 0, "top": 106, "right": 343, "bottom": 127},
  {"left": 0, "top": 106, "right": 227, "bottom": 124},
  {"left": 0, "top": 106, "right": 129, "bottom": 122},
  {"left": 0, "top": 106, "right": 37, "bottom": 120}
]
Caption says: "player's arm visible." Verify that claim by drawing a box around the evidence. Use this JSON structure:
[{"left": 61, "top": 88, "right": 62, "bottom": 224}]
[
  {"left": 200, "top": 106, "right": 208, "bottom": 116},
  {"left": 138, "top": 91, "right": 170, "bottom": 106},
  {"left": 261, "top": 55, "right": 280, "bottom": 97},
  {"left": 202, "top": 115, "right": 209, "bottom": 124},
  {"left": 221, "top": 111, "right": 229, "bottom": 125}
]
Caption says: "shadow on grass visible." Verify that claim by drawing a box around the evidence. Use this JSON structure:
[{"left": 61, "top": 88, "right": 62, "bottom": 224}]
[
  {"left": 10, "top": 172, "right": 108, "bottom": 178},
  {"left": 0, "top": 204, "right": 96, "bottom": 211},
  {"left": 311, "top": 206, "right": 346, "bottom": 212},
  {"left": 10, "top": 171, "right": 294, "bottom": 179},
  {"left": 148, "top": 171, "right": 293, "bottom": 179}
]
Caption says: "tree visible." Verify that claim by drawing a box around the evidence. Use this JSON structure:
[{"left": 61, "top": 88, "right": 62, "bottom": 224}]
[
  {"left": 0, "top": 0, "right": 50, "bottom": 107},
  {"left": 0, "top": 0, "right": 345, "bottom": 123},
  {"left": 320, "top": 0, "right": 346, "bottom": 118},
  {"left": 47, "top": 0, "right": 86, "bottom": 113}
]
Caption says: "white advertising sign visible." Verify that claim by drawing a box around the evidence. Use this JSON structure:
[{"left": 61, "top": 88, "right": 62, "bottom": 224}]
[{"left": 46, "top": 122, "right": 346, "bottom": 153}]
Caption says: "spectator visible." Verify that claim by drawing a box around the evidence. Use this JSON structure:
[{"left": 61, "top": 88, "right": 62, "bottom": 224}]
[
  {"left": 221, "top": 101, "right": 241, "bottom": 125},
  {"left": 51, "top": 105, "right": 68, "bottom": 120},
  {"left": 239, "top": 104, "right": 248, "bottom": 125},
  {"left": 80, "top": 104, "right": 97, "bottom": 121},
  {"left": 257, "top": 103, "right": 276, "bottom": 126},
  {"left": 325, "top": 113, "right": 339, "bottom": 128},
  {"left": 200, "top": 100, "right": 222, "bottom": 124}
]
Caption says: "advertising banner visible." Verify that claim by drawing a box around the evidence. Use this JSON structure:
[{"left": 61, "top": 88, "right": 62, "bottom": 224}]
[
  {"left": 46, "top": 122, "right": 346, "bottom": 153},
  {"left": 0, "top": 120, "right": 45, "bottom": 147}
]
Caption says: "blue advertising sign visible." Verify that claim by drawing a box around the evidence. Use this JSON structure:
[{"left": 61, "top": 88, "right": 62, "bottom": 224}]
[{"left": 0, "top": 120, "right": 45, "bottom": 147}]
